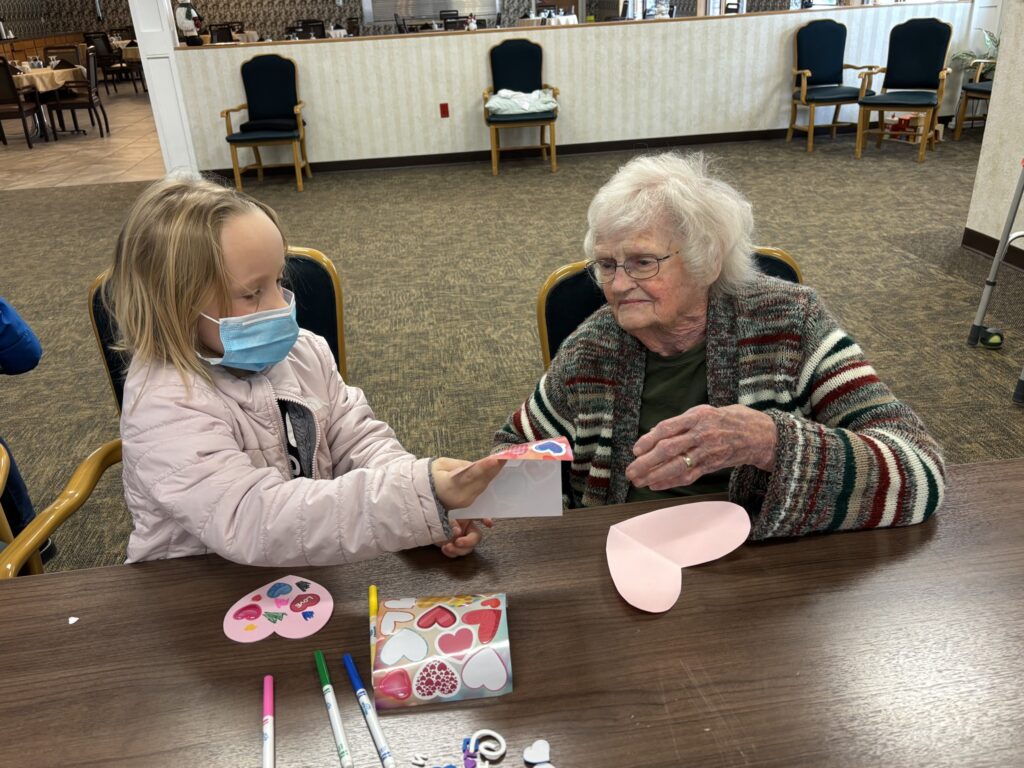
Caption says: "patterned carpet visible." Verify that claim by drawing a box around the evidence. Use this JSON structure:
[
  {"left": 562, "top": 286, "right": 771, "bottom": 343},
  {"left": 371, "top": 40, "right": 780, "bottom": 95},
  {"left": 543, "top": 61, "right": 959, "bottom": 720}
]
[{"left": 3, "top": 130, "right": 1023, "bottom": 572}]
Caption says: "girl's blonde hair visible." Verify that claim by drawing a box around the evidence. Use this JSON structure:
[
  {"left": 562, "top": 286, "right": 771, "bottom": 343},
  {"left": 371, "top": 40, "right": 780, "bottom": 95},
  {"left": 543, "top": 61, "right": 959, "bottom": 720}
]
[{"left": 105, "top": 175, "right": 286, "bottom": 384}]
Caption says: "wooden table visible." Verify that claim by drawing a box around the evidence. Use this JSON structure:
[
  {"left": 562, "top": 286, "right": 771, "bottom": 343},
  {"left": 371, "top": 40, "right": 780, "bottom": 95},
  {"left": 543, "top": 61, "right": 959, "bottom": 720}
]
[{"left": 2, "top": 460, "right": 1023, "bottom": 767}]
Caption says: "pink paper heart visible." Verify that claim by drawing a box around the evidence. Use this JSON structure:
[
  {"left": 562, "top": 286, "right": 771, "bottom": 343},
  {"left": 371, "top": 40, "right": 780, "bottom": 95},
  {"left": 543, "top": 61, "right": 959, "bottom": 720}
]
[
  {"left": 223, "top": 575, "right": 333, "bottom": 643},
  {"left": 606, "top": 501, "right": 750, "bottom": 613}
]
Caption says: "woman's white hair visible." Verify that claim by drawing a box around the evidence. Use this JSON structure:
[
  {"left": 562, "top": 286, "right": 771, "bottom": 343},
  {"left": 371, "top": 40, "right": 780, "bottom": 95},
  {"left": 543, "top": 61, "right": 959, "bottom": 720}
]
[{"left": 583, "top": 152, "right": 756, "bottom": 295}]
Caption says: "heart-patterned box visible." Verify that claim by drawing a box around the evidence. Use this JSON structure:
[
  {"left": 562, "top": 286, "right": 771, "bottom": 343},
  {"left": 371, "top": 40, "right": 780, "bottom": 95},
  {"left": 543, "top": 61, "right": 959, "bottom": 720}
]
[{"left": 371, "top": 593, "right": 512, "bottom": 711}]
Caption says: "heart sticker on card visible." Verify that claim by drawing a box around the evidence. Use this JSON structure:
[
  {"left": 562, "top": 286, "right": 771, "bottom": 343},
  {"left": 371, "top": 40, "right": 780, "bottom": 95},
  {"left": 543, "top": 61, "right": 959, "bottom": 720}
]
[
  {"left": 223, "top": 575, "right": 333, "bottom": 642},
  {"left": 606, "top": 501, "right": 750, "bottom": 613}
]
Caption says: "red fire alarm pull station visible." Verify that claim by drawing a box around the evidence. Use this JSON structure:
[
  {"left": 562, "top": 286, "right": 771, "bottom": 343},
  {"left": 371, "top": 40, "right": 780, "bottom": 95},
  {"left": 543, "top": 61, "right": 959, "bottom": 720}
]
[{"left": 440, "top": 103, "right": 450, "bottom": 118}]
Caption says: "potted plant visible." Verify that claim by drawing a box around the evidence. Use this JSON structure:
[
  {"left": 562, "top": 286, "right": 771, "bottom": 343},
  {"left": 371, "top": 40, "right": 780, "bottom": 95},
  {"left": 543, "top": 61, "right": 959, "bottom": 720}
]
[{"left": 951, "top": 28, "right": 999, "bottom": 78}]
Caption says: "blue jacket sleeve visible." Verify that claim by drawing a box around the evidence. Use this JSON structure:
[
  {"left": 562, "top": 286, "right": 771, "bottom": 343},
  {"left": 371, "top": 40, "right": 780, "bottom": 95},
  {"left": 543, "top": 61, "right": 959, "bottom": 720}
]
[{"left": 0, "top": 298, "right": 43, "bottom": 375}]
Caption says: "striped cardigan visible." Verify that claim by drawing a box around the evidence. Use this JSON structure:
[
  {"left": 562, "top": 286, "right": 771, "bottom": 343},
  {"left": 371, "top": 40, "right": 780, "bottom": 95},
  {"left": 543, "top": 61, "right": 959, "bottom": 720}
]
[{"left": 495, "top": 276, "right": 945, "bottom": 539}]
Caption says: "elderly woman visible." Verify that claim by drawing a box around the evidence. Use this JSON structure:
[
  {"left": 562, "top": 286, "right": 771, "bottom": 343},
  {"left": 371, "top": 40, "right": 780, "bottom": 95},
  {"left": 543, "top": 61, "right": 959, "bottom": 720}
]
[{"left": 495, "top": 153, "right": 944, "bottom": 538}]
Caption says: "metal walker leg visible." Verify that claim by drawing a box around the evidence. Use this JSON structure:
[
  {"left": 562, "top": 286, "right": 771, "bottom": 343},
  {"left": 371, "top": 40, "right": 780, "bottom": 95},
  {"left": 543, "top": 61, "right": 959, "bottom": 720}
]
[{"left": 967, "top": 159, "right": 1024, "bottom": 403}]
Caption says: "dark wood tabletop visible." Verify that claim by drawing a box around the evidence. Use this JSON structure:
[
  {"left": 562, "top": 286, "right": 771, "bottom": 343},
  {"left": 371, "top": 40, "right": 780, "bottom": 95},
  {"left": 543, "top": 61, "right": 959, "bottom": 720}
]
[{"left": 2, "top": 459, "right": 1023, "bottom": 768}]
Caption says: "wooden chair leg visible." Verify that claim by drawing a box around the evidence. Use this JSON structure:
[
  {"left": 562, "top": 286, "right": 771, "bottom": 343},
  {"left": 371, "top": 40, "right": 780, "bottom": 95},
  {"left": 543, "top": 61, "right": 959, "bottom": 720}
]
[
  {"left": 71, "top": 111, "right": 80, "bottom": 132},
  {"left": 490, "top": 126, "right": 500, "bottom": 176},
  {"left": 539, "top": 125, "right": 547, "bottom": 162},
  {"left": 0, "top": 119, "right": 7, "bottom": 144},
  {"left": 47, "top": 107, "right": 59, "bottom": 141},
  {"left": 954, "top": 94, "right": 968, "bottom": 140},
  {"left": 292, "top": 141, "right": 304, "bottom": 192},
  {"left": 806, "top": 104, "right": 815, "bottom": 153},
  {"left": 855, "top": 107, "right": 865, "bottom": 159},
  {"left": 230, "top": 144, "right": 243, "bottom": 191},
  {"left": 786, "top": 101, "right": 796, "bottom": 143},
  {"left": 876, "top": 110, "right": 885, "bottom": 148},
  {"left": 20, "top": 111, "right": 33, "bottom": 149},
  {"left": 917, "top": 110, "right": 930, "bottom": 163},
  {"left": 99, "top": 102, "right": 110, "bottom": 134},
  {"left": 549, "top": 121, "right": 557, "bottom": 173},
  {"left": 928, "top": 107, "right": 940, "bottom": 150},
  {"left": 253, "top": 147, "right": 264, "bottom": 182},
  {"left": 301, "top": 138, "right": 312, "bottom": 178},
  {"left": 830, "top": 105, "right": 841, "bottom": 139}
]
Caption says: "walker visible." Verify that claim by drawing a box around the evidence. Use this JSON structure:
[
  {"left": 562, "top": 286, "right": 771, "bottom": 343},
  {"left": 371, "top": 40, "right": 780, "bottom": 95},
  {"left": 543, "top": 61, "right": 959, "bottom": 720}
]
[{"left": 967, "top": 158, "right": 1024, "bottom": 404}]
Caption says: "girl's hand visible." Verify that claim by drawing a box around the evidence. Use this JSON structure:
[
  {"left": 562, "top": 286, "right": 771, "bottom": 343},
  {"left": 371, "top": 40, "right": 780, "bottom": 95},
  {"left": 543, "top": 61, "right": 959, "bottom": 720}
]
[
  {"left": 627, "top": 404, "right": 778, "bottom": 491},
  {"left": 430, "top": 456, "right": 505, "bottom": 557},
  {"left": 440, "top": 518, "right": 495, "bottom": 558}
]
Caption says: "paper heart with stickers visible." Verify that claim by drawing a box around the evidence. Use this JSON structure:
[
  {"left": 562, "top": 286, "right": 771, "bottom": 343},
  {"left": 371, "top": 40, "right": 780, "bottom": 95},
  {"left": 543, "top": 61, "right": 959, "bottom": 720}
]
[
  {"left": 453, "top": 437, "right": 573, "bottom": 520},
  {"left": 372, "top": 593, "right": 512, "bottom": 710},
  {"left": 606, "top": 501, "right": 750, "bottom": 613},
  {"left": 223, "top": 575, "right": 333, "bottom": 642}
]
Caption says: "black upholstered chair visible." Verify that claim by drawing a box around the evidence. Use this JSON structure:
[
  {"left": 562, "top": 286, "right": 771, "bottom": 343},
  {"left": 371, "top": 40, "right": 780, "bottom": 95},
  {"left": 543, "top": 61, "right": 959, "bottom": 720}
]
[
  {"left": 0, "top": 57, "right": 49, "bottom": 148},
  {"left": 537, "top": 248, "right": 802, "bottom": 368},
  {"left": 484, "top": 39, "right": 559, "bottom": 176},
  {"left": 440, "top": 9, "right": 459, "bottom": 20},
  {"left": 786, "top": 19, "right": 876, "bottom": 153},
  {"left": 855, "top": 18, "right": 952, "bottom": 163},
  {"left": 394, "top": 14, "right": 409, "bottom": 33},
  {"left": 297, "top": 19, "right": 327, "bottom": 39},
  {"left": 83, "top": 31, "right": 135, "bottom": 94},
  {"left": 954, "top": 58, "right": 994, "bottom": 140},
  {"left": 47, "top": 48, "right": 110, "bottom": 139},
  {"left": 44, "top": 44, "right": 85, "bottom": 67},
  {"left": 221, "top": 54, "right": 311, "bottom": 192},
  {"left": 208, "top": 23, "right": 234, "bottom": 43},
  {"left": 89, "top": 247, "right": 347, "bottom": 413}
]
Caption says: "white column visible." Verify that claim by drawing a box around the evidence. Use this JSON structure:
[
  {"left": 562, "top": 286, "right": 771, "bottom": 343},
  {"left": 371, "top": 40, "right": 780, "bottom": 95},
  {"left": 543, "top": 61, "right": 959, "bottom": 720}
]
[{"left": 126, "top": 0, "right": 198, "bottom": 173}]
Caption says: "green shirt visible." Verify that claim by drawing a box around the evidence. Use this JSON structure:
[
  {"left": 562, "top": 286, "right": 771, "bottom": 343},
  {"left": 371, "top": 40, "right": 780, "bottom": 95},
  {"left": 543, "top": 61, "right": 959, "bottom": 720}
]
[{"left": 626, "top": 341, "right": 731, "bottom": 502}]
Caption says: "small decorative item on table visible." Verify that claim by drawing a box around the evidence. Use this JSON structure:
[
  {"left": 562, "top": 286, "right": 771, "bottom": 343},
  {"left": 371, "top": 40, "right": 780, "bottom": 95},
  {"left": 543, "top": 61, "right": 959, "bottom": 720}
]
[{"left": 371, "top": 593, "right": 512, "bottom": 711}]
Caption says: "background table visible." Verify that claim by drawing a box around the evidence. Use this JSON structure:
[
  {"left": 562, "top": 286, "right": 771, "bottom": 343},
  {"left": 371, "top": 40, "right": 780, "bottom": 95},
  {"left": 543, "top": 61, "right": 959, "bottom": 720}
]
[
  {"left": 13, "top": 65, "right": 86, "bottom": 92},
  {"left": 2, "top": 460, "right": 1022, "bottom": 767}
]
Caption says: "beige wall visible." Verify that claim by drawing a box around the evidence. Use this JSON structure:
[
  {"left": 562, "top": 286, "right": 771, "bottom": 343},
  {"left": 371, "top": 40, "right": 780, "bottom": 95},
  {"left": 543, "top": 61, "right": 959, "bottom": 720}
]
[
  {"left": 965, "top": 0, "right": 1023, "bottom": 241},
  {"left": 174, "top": 2, "right": 971, "bottom": 170}
]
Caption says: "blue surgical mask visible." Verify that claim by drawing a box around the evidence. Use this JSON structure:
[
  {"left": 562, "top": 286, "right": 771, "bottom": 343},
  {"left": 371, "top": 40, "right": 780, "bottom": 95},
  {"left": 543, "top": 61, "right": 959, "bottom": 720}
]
[{"left": 200, "top": 289, "right": 300, "bottom": 372}]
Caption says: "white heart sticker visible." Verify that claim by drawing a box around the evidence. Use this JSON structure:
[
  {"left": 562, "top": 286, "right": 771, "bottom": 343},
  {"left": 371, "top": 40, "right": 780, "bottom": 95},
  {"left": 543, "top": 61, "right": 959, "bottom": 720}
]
[
  {"left": 383, "top": 597, "right": 416, "bottom": 609},
  {"left": 379, "top": 628, "right": 428, "bottom": 665},
  {"left": 461, "top": 647, "right": 509, "bottom": 691},
  {"left": 522, "top": 739, "right": 551, "bottom": 764},
  {"left": 380, "top": 610, "right": 414, "bottom": 635}
]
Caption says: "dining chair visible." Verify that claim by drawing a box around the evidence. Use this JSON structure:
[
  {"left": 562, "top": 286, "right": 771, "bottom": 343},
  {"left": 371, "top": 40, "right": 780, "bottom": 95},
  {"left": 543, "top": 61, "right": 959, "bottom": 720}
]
[
  {"left": 394, "top": 14, "right": 409, "bottom": 33},
  {"left": 537, "top": 248, "right": 802, "bottom": 368},
  {"left": 855, "top": 18, "right": 953, "bottom": 163},
  {"left": 47, "top": 49, "right": 110, "bottom": 139},
  {"left": 83, "top": 31, "right": 135, "bottom": 94},
  {"left": 226, "top": 20, "right": 245, "bottom": 33},
  {"left": 298, "top": 19, "right": 327, "bottom": 38},
  {"left": 0, "top": 442, "right": 44, "bottom": 577},
  {"left": 786, "top": 19, "right": 876, "bottom": 152},
  {"left": 43, "top": 44, "right": 84, "bottom": 67},
  {"left": 221, "top": 54, "right": 311, "bottom": 192},
  {"left": 0, "top": 438, "right": 122, "bottom": 579},
  {"left": 89, "top": 246, "right": 347, "bottom": 414},
  {"left": 207, "top": 23, "right": 234, "bottom": 43},
  {"left": 954, "top": 58, "right": 995, "bottom": 140},
  {"left": 0, "top": 56, "right": 49, "bottom": 148},
  {"left": 440, "top": 9, "right": 459, "bottom": 20},
  {"left": 108, "top": 25, "right": 135, "bottom": 40},
  {"left": 484, "top": 39, "right": 559, "bottom": 176}
]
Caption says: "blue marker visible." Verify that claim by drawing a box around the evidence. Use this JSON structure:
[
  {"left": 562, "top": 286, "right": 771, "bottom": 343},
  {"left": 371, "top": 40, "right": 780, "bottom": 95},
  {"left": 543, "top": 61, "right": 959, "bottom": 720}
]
[{"left": 342, "top": 653, "right": 396, "bottom": 768}]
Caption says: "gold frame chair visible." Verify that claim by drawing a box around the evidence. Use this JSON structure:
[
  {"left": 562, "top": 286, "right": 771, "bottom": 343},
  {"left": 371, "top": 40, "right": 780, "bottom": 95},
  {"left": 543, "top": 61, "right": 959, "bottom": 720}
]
[
  {"left": 0, "top": 443, "right": 44, "bottom": 576},
  {"left": 954, "top": 58, "right": 995, "bottom": 141},
  {"left": 483, "top": 40, "right": 559, "bottom": 176},
  {"left": 854, "top": 20, "right": 953, "bottom": 164},
  {"left": 786, "top": 20, "right": 877, "bottom": 153},
  {"left": 221, "top": 54, "right": 311, "bottom": 192},
  {"left": 536, "top": 247, "right": 802, "bottom": 368},
  {"left": 0, "top": 438, "right": 122, "bottom": 579}
]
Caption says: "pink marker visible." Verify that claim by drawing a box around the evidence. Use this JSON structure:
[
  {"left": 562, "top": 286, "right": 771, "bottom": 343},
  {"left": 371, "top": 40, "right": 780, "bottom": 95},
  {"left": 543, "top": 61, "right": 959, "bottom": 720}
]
[{"left": 262, "top": 675, "right": 275, "bottom": 768}]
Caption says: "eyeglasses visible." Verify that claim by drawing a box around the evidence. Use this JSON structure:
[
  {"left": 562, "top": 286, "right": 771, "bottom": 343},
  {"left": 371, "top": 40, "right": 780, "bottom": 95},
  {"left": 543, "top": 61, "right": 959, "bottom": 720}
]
[{"left": 585, "top": 251, "right": 678, "bottom": 284}]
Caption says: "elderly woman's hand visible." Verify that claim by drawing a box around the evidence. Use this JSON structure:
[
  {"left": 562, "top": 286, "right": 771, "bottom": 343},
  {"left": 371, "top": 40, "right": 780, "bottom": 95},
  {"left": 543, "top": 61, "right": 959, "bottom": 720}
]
[
  {"left": 626, "top": 404, "right": 777, "bottom": 491},
  {"left": 431, "top": 456, "right": 503, "bottom": 557}
]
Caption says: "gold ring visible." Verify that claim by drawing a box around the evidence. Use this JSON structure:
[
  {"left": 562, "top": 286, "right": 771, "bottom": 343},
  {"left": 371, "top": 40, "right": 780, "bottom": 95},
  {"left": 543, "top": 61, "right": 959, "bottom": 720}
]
[{"left": 682, "top": 453, "right": 693, "bottom": 469}]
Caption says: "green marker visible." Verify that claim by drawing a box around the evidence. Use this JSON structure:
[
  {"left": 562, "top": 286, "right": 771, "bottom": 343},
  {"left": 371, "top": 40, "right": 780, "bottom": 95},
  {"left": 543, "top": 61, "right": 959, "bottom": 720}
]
[{"left": 314, "top": 650, "right": 354, "bottom": 768}]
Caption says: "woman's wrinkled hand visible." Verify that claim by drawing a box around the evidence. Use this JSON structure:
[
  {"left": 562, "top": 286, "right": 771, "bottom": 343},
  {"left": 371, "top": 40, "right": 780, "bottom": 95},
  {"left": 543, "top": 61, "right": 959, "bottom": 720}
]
[{"left": 626, "top": 404, "right": 777, "bottom": 491}]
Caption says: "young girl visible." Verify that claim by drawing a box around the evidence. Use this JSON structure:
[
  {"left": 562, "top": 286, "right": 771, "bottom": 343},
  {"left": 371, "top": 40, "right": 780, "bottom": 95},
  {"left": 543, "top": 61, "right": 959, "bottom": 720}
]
[{"left": 109, "top": 176, "right": 502, "bottom": 566}]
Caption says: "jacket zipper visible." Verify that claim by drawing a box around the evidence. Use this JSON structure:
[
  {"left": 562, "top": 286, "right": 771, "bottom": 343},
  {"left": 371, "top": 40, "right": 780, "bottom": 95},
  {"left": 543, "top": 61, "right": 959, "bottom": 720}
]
[{"left": 268, "top": 382, "right": 323, "bottom": 481}]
